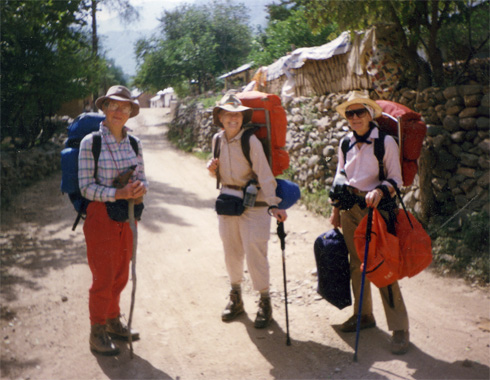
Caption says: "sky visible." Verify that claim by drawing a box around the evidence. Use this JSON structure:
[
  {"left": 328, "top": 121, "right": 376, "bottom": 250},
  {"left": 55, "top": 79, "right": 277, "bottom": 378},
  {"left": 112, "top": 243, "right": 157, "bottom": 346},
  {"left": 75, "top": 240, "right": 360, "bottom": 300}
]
[
  {"left": 98, "top": 0, "right": 272, "bottom": 33},
  {"left": 98, "top": 0, "right": 274, "bottom": 76}
]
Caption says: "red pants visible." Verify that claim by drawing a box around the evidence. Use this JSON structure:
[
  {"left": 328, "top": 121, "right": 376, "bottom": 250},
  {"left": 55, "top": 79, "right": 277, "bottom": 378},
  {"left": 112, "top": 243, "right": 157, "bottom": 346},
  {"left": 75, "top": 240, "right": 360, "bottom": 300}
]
[{"left": 83, "top": 202, "right": 133, "bottom": 325}]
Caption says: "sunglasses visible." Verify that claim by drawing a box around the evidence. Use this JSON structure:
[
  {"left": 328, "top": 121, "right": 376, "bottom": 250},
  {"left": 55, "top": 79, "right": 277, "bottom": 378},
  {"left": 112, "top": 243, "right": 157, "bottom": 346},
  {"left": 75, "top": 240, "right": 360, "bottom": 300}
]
[
  {"left": 107, "top": 102, "right": 132, "bottom": 115},
  {"left": 345, "top": 108, "right": 368, "bottom": 119}
]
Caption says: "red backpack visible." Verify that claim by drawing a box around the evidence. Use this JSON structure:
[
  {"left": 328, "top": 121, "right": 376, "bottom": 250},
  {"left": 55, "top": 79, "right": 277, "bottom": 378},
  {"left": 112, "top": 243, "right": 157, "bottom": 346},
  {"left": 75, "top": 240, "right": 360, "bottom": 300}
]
[
  {"left": 237, "top": 91, "right": 289, "bottom": 176},
  {"left": 374, "top": 100, "right": 427, "bottom": 187}
]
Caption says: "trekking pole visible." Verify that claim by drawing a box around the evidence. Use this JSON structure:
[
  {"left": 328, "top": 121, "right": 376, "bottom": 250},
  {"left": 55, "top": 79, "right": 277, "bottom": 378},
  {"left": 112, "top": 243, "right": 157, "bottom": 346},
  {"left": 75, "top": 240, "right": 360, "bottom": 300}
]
[
  {"left": 277, "top": 221, "right": 291, "bottom": 346},
  {"left": 127, "top": 199, "right": 138, "bottom": 359},
  {"left": 353, "top": 207, "right": 373, "bottom": 362}
]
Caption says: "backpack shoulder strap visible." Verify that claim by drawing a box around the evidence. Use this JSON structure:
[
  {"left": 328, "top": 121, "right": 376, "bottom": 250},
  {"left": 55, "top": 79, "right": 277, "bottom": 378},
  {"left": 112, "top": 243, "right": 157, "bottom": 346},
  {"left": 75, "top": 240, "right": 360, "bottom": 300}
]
[
  {"left": 241, "top": 127, "right": 257, "bottom": 167},
  {"left": 128, "top": 134, "right": 139, "bottom": 156},
  {"left": 341, "top": 136, "right": 350, "bottom": 165},
  {"left": 213, "top": 133, "right": 222, "bottom": 189},
  {"left": 374, "top": 131, "right": 386, "bottom": 181},
  {"left": 91, "top": 132, "right": 102, "bottom": 179}
]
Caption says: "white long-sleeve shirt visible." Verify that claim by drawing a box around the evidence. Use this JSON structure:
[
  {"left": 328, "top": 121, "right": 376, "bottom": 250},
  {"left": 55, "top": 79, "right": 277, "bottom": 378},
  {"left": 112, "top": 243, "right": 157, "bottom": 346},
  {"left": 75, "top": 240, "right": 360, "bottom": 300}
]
[{"left": 336, "top": 126, "right": 402, "bottom": 191}]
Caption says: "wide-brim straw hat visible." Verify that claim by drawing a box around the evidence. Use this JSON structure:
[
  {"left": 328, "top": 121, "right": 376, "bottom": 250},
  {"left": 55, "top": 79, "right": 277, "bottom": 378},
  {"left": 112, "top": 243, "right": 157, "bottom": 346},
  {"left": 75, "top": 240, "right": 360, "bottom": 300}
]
[
  {"left": 336, "top": 91, "right": 382, "bottom": 119},
  {"left": 212, "top": 93, "right": 253, "bottom": 128},
  {"left": 95, "top": 85, "right": 140, "bottom": 118}
]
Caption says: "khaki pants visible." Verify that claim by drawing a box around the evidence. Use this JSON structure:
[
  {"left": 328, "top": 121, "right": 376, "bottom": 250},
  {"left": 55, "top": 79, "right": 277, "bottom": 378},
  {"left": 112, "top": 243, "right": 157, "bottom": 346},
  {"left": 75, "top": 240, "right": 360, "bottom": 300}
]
[
  {"left": 218, "top": 207, "right": 271, "bottom": 292},
  {"left": 341, "top": 204, "right": 409, "bottom": 331}
]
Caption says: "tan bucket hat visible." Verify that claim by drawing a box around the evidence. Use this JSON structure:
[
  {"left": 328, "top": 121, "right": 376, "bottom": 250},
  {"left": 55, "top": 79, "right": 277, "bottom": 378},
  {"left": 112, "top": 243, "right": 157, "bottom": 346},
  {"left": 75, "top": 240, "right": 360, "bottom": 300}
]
[
  {"left": 212, "top": 93, "right": 253, "bottom": 128},
  {"left": 336, "top": 91, "right": 382, "bottom": 119},
  {"left": 95, "top": 85, "right": 140, "bottom": 118}
]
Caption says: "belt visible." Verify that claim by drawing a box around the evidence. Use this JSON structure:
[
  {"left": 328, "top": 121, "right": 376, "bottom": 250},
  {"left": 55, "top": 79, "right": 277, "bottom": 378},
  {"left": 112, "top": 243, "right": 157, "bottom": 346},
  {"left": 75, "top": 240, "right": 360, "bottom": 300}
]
[
  {"left": 346, "top": 186, "right": 368, "bottom": 197},
  {"left": 222, "top": 184, "right": 242, "bottom": 191}
]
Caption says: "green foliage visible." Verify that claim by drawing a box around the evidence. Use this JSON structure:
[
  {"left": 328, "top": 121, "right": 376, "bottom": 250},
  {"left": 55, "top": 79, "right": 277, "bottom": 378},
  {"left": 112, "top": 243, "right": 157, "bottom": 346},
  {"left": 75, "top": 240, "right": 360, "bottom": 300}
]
[
  {"left": 300, "top": 188, "right": 332, "bottom": 218},
  {"left": 133, "top": 0, "right": 252, "bottom": 96},
  {"left": 249, "top": 5, "right": 339, "bottom": 66},
  {"left": 430, "top": 210, "right": 489, "bottom": 285},
  {"left": 1, "top": 0, "right": 101, "bottom": 149}
]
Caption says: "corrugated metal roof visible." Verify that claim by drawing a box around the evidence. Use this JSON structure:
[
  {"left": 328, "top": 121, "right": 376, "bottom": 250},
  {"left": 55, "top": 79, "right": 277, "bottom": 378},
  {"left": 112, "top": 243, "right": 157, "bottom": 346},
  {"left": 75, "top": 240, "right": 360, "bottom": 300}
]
[{"left": 218, "top": 62, "right": 254, "bottom": 79}]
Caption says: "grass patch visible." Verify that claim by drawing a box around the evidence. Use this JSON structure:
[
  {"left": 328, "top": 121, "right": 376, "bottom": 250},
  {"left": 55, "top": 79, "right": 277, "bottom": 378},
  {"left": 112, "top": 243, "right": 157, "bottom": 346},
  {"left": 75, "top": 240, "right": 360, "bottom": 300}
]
[
  {"left": 429, "top": 210, "right": 489, "bottom": 285},
  {"left": 300, "top": 188, "right": 332, "bottom": 218}
]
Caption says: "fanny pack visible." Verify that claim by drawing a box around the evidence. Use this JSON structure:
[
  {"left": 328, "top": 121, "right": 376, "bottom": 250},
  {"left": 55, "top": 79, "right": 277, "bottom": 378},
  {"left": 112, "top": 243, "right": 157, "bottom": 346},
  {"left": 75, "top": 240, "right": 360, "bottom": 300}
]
[
  {"left": 215, "top": 194, "right": 245, "bottom": 216},
  {"left": 105, "top": 200, "right": 144, "bottom": 222}
]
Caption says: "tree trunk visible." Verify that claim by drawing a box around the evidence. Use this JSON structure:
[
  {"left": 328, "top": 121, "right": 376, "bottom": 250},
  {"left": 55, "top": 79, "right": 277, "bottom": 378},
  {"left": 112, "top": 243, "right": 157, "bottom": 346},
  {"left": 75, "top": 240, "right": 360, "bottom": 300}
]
[{"left": 91, "top": 0, "right": 98, "bottom": 110}]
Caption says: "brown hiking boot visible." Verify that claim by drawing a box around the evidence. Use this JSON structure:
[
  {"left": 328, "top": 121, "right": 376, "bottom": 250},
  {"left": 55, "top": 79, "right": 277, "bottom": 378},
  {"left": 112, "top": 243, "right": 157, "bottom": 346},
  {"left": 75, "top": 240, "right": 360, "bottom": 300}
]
[
  {"left": 221, "top": 290, "right": 244, "bottom": 322},
  {"left": 106, "top": 316, "right": 140, "bottom": 341},
  {"left": 254, "top": 297, "right": 272, "bottom": 329},
  {"left": 391, "top": 330, "right": 410, "bottom": 355},
  {"left": 340, "top": 314, "right": 376, "bottom": 333},
  {"left": 90, "top": 323, "right": 120, "bottom": 356}
]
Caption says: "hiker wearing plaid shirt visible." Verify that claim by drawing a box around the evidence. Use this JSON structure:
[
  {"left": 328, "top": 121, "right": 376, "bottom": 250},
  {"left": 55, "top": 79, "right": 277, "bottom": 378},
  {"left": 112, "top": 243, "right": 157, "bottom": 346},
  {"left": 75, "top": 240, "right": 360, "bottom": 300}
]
[{"left": 79, "top": 86, "right": 148, "bottom": 356}]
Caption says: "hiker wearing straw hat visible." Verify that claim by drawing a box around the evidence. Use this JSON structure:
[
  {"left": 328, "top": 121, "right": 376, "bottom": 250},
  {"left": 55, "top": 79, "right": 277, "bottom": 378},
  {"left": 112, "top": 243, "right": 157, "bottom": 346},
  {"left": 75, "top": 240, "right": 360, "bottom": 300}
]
[
  {"left": 329, "top": 91, "right": 410, "bottom": 355},
  {"left": 207, "top": 92, "right": 287, "bottom": 329},
  {"left": 79, "top": 85, "right": 148, "bottom": 355}
]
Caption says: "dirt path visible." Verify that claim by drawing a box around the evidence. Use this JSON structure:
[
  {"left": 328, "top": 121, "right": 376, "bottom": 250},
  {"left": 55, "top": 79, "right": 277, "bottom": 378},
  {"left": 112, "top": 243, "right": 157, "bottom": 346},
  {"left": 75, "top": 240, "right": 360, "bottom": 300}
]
[{"left": 1, "top": 108, "right": 489, "bottom": 380}]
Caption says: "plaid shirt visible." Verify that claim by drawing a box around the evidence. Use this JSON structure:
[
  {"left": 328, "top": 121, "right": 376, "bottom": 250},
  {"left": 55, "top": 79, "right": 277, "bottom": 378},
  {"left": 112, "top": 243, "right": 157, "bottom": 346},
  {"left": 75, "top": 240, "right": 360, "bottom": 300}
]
[{"left": 78, "top": 123, "right": 148, "bottom": 202}]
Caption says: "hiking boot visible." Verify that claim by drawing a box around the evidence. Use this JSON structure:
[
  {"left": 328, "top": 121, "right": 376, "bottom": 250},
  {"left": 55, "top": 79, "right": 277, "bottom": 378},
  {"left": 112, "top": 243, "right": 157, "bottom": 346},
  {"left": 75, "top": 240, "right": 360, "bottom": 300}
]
[
  {"left": 391, "top": 330, "right": 410, "bottom": 355},
  {"left": 254, "top": 297, "right": 272, "bottom": 329},
  {"left": 221, "top": 290, "right": 244, "bottom": 322},
  {"left": 340, "top": 314, "right": 376, "bottom": 333},
  {"left": 106, "top": 316, "right": 140, "bottom": 341},
  {"left": 90, "top": 323, "right": 120, "bottom": 356}
]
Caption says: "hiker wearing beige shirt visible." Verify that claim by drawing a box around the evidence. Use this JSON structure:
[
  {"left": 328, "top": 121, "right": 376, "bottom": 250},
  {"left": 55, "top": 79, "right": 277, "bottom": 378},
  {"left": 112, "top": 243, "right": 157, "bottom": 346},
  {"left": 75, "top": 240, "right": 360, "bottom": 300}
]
[{"left": 207, "top": 93, "right": 286, "bottom": 329}]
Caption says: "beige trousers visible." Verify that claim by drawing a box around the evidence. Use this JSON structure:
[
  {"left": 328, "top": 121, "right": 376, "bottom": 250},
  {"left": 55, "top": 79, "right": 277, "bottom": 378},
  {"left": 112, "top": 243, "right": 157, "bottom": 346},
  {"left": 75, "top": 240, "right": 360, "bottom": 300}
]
[
  {"left": 218, "top": 207, "right": 271, "bottom": 292},
  {"left": 341, "top": 204, "right": 409, "bottom": 331}
]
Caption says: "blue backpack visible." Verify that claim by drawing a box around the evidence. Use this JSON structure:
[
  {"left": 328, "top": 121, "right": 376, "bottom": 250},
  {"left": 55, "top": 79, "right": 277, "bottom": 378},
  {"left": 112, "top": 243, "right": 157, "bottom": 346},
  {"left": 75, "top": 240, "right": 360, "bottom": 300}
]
[{"left": 60, "top": 113, "right": 138, "bottom": 230}]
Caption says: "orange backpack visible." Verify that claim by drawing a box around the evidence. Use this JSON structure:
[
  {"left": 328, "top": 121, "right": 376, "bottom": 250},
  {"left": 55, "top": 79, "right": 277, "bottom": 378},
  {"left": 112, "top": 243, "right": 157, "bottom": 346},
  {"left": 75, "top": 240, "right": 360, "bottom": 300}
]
[
  {"left": 237, "top": 91, "right": 289, "bottom": 176},
  {"left": 354, "top": 208, "right": 432, "bottom": 288}
]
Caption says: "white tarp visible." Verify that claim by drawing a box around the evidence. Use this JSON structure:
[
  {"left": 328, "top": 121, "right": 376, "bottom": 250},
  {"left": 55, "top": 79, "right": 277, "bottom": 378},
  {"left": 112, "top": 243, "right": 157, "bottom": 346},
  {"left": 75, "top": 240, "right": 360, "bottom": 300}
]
[{"left": 266, "top": 31, "right": 352, "bottom": 81}]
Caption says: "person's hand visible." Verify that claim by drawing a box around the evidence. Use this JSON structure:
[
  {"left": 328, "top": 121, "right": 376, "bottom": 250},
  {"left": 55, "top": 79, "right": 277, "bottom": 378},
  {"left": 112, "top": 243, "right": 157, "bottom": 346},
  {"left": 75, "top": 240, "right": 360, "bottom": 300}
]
[
  {"left": 365, "top": 188, "right": 383, "bottom": 208},
  {"left": 271, "top": 208, "right": 287, "bottom": 222},
  {"left": 115, "top": 180, "right": 146, "bottom": 200},
  {"left": 207, "top": 158, "right": 219, "bottom": 175},
  {"left": 329, "top": 206, "right": 341, "bottom": 228}
]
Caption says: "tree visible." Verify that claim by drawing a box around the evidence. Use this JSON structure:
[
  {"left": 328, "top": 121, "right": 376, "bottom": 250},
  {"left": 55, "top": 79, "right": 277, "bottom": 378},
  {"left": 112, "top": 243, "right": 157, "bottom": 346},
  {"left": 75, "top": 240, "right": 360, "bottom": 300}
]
[
  {"left": 249, "top": 4, "right": 339, "bottom": 67},
  {"left": 1, "top": 0, "right": 97, "bottom": 148},
  {"left": 79, "top": 0, "right": 139, "bottom": 106},
  {"left": 133, "top": 0, "right": 252, "bottom": 96},
  {"left": 299, "top": 0, "right": 488, "bottom": 89}
]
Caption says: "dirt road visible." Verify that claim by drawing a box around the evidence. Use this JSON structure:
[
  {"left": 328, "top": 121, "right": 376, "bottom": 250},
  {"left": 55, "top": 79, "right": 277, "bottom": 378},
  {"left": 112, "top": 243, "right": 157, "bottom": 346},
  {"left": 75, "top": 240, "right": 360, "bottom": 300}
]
[{"left": 1, "top": 108, "right": 489, "bottom": 380}]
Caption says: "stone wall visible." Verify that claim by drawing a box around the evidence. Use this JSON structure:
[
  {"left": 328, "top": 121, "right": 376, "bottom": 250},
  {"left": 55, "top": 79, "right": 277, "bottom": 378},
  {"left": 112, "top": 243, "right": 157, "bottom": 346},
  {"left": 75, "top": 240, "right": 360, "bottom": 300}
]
[{"left": 179, "top": 85, "right": 490, "bottom": 219}]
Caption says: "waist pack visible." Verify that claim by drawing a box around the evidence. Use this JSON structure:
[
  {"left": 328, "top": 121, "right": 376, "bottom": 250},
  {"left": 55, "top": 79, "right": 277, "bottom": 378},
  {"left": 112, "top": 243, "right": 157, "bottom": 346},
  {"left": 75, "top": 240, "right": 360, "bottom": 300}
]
[
  {"left": 354, "top": 208, "right": 432, "bottom": 288},
  {"left": 313, "top": 228, "right": 352, "bottom": 309},
  {"left": 106, "top": 200, "right": 144, "bottom": 222},
  {"left": 215, "top": 194, "right": 245, "bottom": 216}
]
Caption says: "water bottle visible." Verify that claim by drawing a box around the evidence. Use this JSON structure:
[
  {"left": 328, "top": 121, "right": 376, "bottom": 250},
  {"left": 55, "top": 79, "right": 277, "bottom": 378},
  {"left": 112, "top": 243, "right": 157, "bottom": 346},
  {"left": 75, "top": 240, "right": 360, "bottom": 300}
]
[{"left": 243, "top": 182, "right": 258, "bottom": 207}]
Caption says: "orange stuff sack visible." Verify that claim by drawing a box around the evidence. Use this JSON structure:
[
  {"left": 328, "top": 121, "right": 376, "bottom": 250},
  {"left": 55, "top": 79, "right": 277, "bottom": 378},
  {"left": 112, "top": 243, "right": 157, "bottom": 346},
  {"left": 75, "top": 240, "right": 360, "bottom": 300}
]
[
  {"left": 237, "top": 91, "right": 289, "bottom": 176},
  {"left": 355, "top": 208, "right": 432, "bottom": 288},
  {"left": 354, "top": 208, "right": 400, "bottom": 288},
  {"left": 395, "top": 210, "right": 432, "bottom": 279}
]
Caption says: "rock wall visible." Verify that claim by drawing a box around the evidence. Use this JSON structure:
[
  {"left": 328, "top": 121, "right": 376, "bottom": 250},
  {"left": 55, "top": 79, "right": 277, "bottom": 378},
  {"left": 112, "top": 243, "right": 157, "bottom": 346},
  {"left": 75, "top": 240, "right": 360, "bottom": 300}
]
[{"left": 179, "top": 85, "right": 490, "bottom": 219}]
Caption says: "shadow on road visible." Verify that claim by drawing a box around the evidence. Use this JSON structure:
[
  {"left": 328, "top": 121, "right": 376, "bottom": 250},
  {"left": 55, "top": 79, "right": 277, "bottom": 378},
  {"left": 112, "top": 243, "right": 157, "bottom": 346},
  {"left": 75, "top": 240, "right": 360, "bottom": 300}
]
[
  {"left": 237, "top": 314, "right": 353, "bottom": 379},
  {"left": 333, "top": 325, "right": 490, "bottom": 379},
  {"left": 95, "top": 345, "right": 173, "bottom": 380}
]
